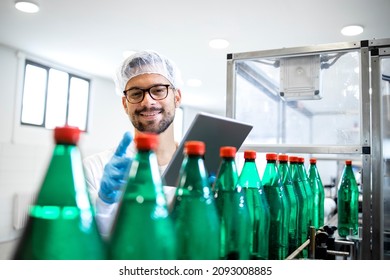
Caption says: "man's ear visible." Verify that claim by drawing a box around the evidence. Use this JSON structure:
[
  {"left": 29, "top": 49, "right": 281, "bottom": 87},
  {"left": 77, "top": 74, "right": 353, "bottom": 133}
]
[
  {"left": 122, "top": 96, "right": 128, "bottom": 110},
  {"left": 175, "top": 89, "right": 182, "bottom": 107}
]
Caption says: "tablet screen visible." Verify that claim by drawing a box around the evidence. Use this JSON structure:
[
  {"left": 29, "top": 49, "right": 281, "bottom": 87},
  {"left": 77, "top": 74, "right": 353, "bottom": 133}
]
[{"left": 162, "top": 112, "right": 253, "bottom": 187}]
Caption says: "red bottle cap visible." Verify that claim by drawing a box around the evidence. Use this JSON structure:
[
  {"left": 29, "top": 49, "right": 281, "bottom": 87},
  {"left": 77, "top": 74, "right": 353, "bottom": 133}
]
[
  {"left": 220, "top": 146, "right": 236, "bottom": 158},
  {"left": 345, "top": 160, "right": 352, "bottom": 165},
  {"left": 310, "top": 158, "right": 317, "bottom": 164},
  {"left": 289, "top": 156, "right": 298, "bottom": 163},
  {"left": 298, "top": 157, "right": 305, "bottom": 163},
  {"left": 266, "top": 153, "right": 277, "bottom": 161},
  {"left": 184, "top": 141, "right": 205, "bottom": 156},
  {"left": 278, "top": 154, "right": 289, "bottom": 162},
  {"left": 134, "top": 132, "right": 159, "bottom": 150},
  {"left": 54, "top": 126, "right": 80, "bottom": 145},
  {"left": 244, "top": 150, "right": 256, "bottom": 160}
]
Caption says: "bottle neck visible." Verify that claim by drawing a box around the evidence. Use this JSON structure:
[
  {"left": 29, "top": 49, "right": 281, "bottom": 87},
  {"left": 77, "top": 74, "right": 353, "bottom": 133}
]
[
  {"left": 38, "top": 143, "right": 89, "bottom": 207},
  {"left": 125, "top": 149, "right": 165, "bottom": 201},
  {"left": 262, "top": 160, "right": 280, "bottom": 186},
  {"left": 278, "top": 161, "right": 291, "bottom": 180},
  {"left": 238, "top": 159, "right": 262, "bottom": 189},
  {"left": 297, "top": 162, "right": 308, "bottom": 180},
  {"left": 309, "top": 163, "right": 320, "bottom": 178},
  {"left": 214, "top": 157, "right": 238, "bottom": 192},
  {"left": 339, "top": 164, "right": 358, "bottom": 189},
  {"left": 178, "top": 154, "right": 211, "bottom": 196}
]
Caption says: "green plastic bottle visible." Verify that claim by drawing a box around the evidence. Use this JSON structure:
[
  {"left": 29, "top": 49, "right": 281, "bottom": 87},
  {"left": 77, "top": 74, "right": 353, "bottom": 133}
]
[
  {"left": 108, "top": 132, "right": 176, "bottom": 259},
  {"left": 337, "top": 160, "right": 359, "bottom": 237},
  {"left": 262, "top": 153, "right": 290, "bottom": 260},
  {"left": 289, "top": 156, "right": 308, "bottom": 258},
  {"left": 213, "top": 146, "right": 250, "bottom": 260},
  {"left": 277, "top": 154, "right": 299, "bottom": 255},
  {"left": 308, "top": 158, "right": 325, "bottom": 229},
  {"left": 13, "top": 126, "right": 106, "bottom": 260},
  {"left": 297, "top": 157, "right": 314, "bottom": 230},
  {"left": 236, "top": 150, "right": 270, "bottom": 260},
  {"left": 171, "top": 141, "right": 220, "bottom": 260}
]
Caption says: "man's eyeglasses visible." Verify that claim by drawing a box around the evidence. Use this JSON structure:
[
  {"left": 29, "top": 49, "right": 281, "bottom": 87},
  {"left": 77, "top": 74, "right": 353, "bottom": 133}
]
[{"left": 123, "top": 84, "right": 173, "bottom": 104}]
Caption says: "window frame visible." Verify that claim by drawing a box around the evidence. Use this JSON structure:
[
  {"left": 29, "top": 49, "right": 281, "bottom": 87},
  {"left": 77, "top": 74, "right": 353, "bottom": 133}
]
[{"left": 20, "top": 59, "right": 91, "bottom": 131}]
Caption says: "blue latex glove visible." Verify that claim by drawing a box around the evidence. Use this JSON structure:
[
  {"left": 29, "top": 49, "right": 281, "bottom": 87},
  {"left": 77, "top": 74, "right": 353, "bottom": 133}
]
[
  {"left": 208, "top": 172, "right": 216, "bottom": 187},
  {"left": 98, "top": 132, "right": 133, "bottom": 204}
]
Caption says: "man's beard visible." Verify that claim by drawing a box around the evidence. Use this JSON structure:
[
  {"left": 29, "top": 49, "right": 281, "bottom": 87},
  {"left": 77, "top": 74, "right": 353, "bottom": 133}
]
[{"left": 131, "top": 107, "right": 175, "bottom": 134}]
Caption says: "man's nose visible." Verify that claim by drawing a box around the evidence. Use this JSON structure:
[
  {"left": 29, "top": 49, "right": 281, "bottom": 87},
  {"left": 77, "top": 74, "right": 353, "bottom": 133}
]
[{"left": 140, "top": 91, "right": 156, "bottom": 105}]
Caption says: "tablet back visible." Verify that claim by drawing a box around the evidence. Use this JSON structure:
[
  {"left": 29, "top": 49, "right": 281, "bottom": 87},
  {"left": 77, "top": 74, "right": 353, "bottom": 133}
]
[{"left": 162, "top": 112, "right": 253, "bottom": 186}]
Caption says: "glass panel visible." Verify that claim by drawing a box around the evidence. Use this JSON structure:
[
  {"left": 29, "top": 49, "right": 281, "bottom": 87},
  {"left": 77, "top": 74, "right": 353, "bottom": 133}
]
[
  {"left": 285, "top": 105, "right": 310, "bottom": 144},
  {"left": 67, "top": 77, "right": 89, "bottom": 131},
  {"left": 381, "top": 57, "right": 390, "bottom": 259},
  {"left": 236, "top": 75, "right": 278, "bottom": 144},
  {"left": 45, "top": 69, "right": 69, "bottom": 129},
  {"left": 21, "top": 64, "right": 47, "bottom": 125},
  {"left": 235, "top": 50, "right": 361, "bottom": 146}
]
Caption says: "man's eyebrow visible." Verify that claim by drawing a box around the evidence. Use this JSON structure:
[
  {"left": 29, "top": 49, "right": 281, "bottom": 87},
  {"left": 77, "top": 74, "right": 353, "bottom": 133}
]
[{"left": 126, "top": 83, "right": 166, "bottom": 91}]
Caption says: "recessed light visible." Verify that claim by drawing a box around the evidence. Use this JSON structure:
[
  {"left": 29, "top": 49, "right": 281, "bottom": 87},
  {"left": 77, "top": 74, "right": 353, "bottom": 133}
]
[
  {"left": 209, "top": 39, "right": 229, "bottom": 49},
  {"left": 15, "top": 1, "right": 40, "bottom": 13},
  {"left": 341, "top": 25, "right": 364, "bottom": 36}
]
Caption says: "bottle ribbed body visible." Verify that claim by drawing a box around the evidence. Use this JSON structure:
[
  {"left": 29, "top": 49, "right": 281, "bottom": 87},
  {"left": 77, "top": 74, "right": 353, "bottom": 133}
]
[
  {"left": 289, "top": 156, "right": 308, "bottom": 258},
  {"left": 109, "top": 134, "right": 176, "bottom": 260},
  {"left": 13, "top": 127, "right": 106, "bottom": 260},
  {"left": 308, "top": 158, "right": 325, "bottom": 229},
  {"left": 171, "top": 141, "right": 220, "bottom": 260},
  {"left": 262, "top": 153, "right": 289, "bottom": 260},
  {"left": 213, "top": 147, "right": 250, "bottom": 260},
  {"left": 297, "top": 158, "right": 314, "bottom": 230},
  {"left": 337, "top": 160, "right": 359, "bottom": 237},
  {"left": 278, "top": 155, "right": 299, "bottom": 255},
  {"left": 236, "top": 150, "right": 270, "bottom": 260}
]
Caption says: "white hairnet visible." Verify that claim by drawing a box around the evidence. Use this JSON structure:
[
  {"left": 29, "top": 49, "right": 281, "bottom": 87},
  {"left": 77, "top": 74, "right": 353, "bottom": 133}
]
[{"left": 115, "top": 50, "right": 182, "bottom": 94}]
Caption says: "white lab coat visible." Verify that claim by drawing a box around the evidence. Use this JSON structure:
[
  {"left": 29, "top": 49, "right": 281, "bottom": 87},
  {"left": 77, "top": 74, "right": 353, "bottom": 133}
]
[{"left": 83, "top": 141, "right": 176, "bottom": 238}]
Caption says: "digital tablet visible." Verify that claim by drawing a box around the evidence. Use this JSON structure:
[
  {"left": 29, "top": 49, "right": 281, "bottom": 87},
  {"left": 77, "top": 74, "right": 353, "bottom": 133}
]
[{"left": 162, "top": 112, "right": 253, "bottom": 186}]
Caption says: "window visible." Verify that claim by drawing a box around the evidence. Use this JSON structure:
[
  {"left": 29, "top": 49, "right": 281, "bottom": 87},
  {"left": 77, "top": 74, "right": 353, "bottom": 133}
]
[{"left": 20, "top": 60, "right": 90, "bottom": 131}]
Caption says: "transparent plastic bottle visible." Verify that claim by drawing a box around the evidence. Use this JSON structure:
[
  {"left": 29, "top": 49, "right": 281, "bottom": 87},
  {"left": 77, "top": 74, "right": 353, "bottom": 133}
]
[
  {"left": 213, "top": 146, "right": 250, "bottom": 260},
  {"left": 171, "top": 141, "right": 220, "bottom": 259},
  {"left": 262, "top": 153, "right": 290, "bottom": 260},
  {"left": 337, "top": 160, "right": 359, "bottom": 237},
  {"left": 13, "top": 126, "right": 106, "bottom": 260},
  {"left": 308, "top": 158, "right": 325, "bottom": 229},
  {"left": 289, "top": 156, "right": 308, "bottom": 258},
  {"left": 278, "top": 154, "right": 299, "bottom": 255},
  {"left": 108, "top": 132, "right": 176, "bottom": 260},
  {"left": 236, "top": 150, "right": 270, "bottom": 260}
]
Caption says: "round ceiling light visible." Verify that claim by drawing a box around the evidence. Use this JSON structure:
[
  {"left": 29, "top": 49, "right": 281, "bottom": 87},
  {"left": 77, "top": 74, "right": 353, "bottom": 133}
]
[
  {"left": 15, "top": 1, "right": 40, "bottom": 13},
  {"left": 341, "top": 25, "right": 364, "bottom": 36},
  {"left": 209, "top": 39, "right": 230, "bottom": 49}
]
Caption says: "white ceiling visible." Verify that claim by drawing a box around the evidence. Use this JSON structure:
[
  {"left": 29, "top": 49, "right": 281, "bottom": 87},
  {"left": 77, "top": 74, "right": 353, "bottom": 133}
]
[{"left": 1, "top": 0, "right": 390, "bottom": 114}]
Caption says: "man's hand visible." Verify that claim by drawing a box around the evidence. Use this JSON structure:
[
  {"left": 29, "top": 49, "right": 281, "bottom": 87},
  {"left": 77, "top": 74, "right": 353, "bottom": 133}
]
[{"left": 98, "top": 132, "right": 133, "bottom": 204}]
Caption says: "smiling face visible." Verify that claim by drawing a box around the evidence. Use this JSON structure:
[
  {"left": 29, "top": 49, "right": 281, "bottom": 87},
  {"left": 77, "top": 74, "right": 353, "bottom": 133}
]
[{"left": 122, "top": 73, "right": 181, "bottom": 134}]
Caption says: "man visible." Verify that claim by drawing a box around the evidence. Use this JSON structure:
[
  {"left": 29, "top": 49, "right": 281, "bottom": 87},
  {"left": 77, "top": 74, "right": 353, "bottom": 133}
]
[{"left": 83, "top": 50, "right": 182, "bottom": 237}]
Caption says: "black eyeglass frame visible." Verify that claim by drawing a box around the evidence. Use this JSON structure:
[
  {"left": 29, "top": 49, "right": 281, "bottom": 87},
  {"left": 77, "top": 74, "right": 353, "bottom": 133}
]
[{"left": 123, "top": 84, "right": 173, "bottom": 104}]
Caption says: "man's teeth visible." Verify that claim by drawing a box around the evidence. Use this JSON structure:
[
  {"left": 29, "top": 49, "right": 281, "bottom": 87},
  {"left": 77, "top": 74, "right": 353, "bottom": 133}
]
[{"left": 142, "top": 112, "right": 157, "bottom": 116}]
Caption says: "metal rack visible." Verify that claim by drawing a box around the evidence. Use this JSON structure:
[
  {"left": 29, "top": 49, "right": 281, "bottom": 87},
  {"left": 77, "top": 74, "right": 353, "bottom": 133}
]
[{"left": 226, "top": 38, "right": 390, "bottom": 260}]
